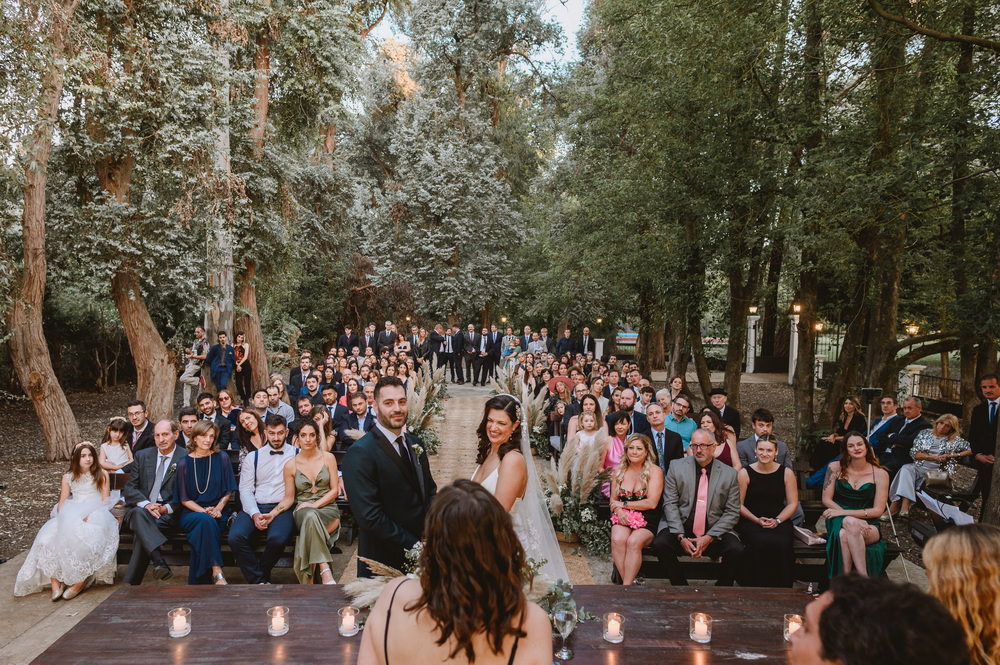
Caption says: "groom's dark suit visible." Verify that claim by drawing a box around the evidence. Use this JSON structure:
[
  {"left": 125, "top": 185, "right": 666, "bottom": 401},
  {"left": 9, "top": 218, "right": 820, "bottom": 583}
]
[
  {"left": 122, "top": 443, "right": 187, "bottom": 584},
  {"left": 342, "top": 424, "right": 436, "bottom": 577}
]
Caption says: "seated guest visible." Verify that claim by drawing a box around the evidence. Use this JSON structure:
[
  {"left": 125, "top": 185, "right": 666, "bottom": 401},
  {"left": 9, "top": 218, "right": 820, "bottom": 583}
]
[
  {"left": 178, "top": 407, "right": 199, "bottom": 448},
  {"left": 708, "top": 387, "right": 741, "bottom": 438},
  {"left": 14, "top": 443, "right": 117, "bottom": 600},
  {"left": 646, "top": 403, "right": 684, "bottom": 476},
  {"left": 887, "top": 414, "right": 971, "bottom": 518},
  {"left": 125, "top": 400, "right": 154, "bottom": 454},
  {"left": 652, "top": 428, "right": 743, "bottom": 586},
  {"left": 736, "top": 408, "right": 793, "bottom": 468},
  {"left": 120, "top": 420, "right": 187, "bottom": 584},
  {"left": 868, "top": 394, "right": 903, "bottom": 453},
  {"left": 610, "top": 434, "right": 664, "bottom": 585},
  {"left": 698, "top": 409, "right": 741, "bottom": 470},
  {"left": 234, "top": 408, "right": 266, "bottom": 466},
  {"left": 276, "top": 421, "right": 341, "bottom": 584},
  {"left": 176, "top": 420, "right": 237, "bottom": 585},
  {"left": 337, "top": 391, "right": 376, "bottom": 447},
  {"left": 311, "top": 405, "right": 336, "bottom": 452},
  {"left": 266, "top": 384, "right": 295, "bottom": 422},
  {"left": 822, "top": 433, "right": 888, "bottom": 579},
  {"left": 602, "top": 411, "right": 631, "bottom": 497},
  {"left": 289, "top": 395, "right": 316, "bottom": 435},
  {"left": 98, "top": 417, "right": 132, "bottom": 505},
  {"left": 812, "top": 396, "right": 867, "bottom": 471},
  {"left": 736, "top": 435, "right": 797, "bottom": 587},
  {"left": 197, "top": 391, "right": 232, "bottom": 450},
  {"left": 879, "top": 397, "right": 931, "bottom": 474},
  {"left": 788, "top": 574, "right": 970, "bottom": 665},
  {"left": 567, "top": 394, "right": 604, "bottom": 440},
  {"left": 358, "top": 479, "right": 551, "bottom": 665},
  {"left": 924, "top": 524, "right": 1000, "bottom": 665},
  {"left": 663, "top": 394, "right": 696, "bottom": 449},
  {"left": 228, "top": 415, "right": 298, "bottom": 584}
]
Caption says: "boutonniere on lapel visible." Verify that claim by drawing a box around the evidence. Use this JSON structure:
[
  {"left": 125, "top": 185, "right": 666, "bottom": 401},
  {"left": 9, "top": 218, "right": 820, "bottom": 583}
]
[
  {"left": 168, "top": 463, "right": 177, "bottom": 474},
  {"left": 410, "top": 444, "right": 424, "bottom": 459}
]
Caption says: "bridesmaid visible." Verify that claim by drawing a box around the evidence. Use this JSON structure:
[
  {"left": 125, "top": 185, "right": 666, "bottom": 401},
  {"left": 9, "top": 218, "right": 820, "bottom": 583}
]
[
  {"left": 176, "top": 420, "right": 237, "bottom": 585},
  {"left": 277, "top": 421, "right": 341, "bottom": 584}
]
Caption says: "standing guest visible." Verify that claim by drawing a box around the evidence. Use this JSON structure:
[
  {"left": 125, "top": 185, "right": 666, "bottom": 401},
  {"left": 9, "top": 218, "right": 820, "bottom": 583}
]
[
  {"left": 879, "top": 397, "right": 932, "bottom": 474},
  {"left": 707, "top": 388, "right": 741, "bottom": 438},
  {"left": 414, "top": 327, "right": 431, "bottom": 365},
  {"left": 362, "top": 326, "right": 377, "bottom": 355},
  {"left": 342, "top": 377, "right": 437, "bottom": 577},
  {"left": 98, "top": 418, "right": 133, "bottom": 504},
  {"left": 646, "top": 403, "right": 684, "bottom": 477},
  {"left": 868, "top": 394, "right": 904, "bottom": 453},
  {"left": 357, "top": 480, "right": 552, "bottom": 665},
  {"left": 501, "top": 334, "right": 521, "bottom": 370},
  {"left": 577, "top": 326, "right": 595, "bottom": 356},
  {"left": 176, "top": 420, "right": 237, "bottom": 585},
  {"left": 610, "top": 434, "right": 664, "bottom": 585},
  {"left": 887, "top": 414, "right": 970, "bottom": 518},
  {"left": 197, "top": 391, "right": 233, "bottom": 451},
  {"left": 266, "top": 385, "right": 295, "bottom": 424},
  {"left": 538, "top": 327, "right": 554, "bottom": 353},
  {"left": 338, "top": 326, "right": 359, "bottom": 352},
  {"left": 449, "top": 325, "right": 466, "bottom": 384},
  {"left": 652, "top": 428, "right": 744, "bottom": 586},
  {"left": 472, "top": 325, "right": 491, "bottom": 386},
  {"left": 787, "top": 575, "right": 971, "bottom": 665},
  {"left": 14, "top": 442, "right": 117, "bottom": 600},
  {"left": 228, "top": 415, "right": 298, "bottom": 584},
  {"left": 232, "top": 331, "right": 253, "bottom": 405},
  {"left": 179, "top": 326, "right": 209, "bottom": 407},
  {"left": 278, "top": 423, "right": 340, "bottom": 584},
  {"left": 234, "top": 409, "right": 266, "bottom": 466},
  {"left": 667, "top": 375, "right": 687, "bottom": 401},
  {"left": 556, "top": 328, "right": 574, "bottom": 356},
  {"left": 377, "top": 320, "right": 397, "bottom": 355},
  {"left": 923, "top": 524, "right": 1000, "bottom": 665},
  {"left": 462, "top": 323, "right": 479, "bottom": 384},
  {"left": 822, "top": 432, "right": 888, "bottom": 578},
  {"left": 736, "top": 408, "right": 794, "bottom": 467},
  {"left": 125, "top": 400, "right": 155, "bottom": 454},
  {"left": 698, "top": 410, "right": 742, "bottom": 470},
  {"left": 812, "top": 396, "right": 867, "bottom": 470},
  {"left": 519, "top": 325, "right": 532, "bottom": 353},
  {"left": 121, "top": 420, "right": 187, "bottom": 584},
  {"left": 288, "top": 355, "right": 313, "bottom": 396},
  {"left": 527, "top": 332, "right": 546, "bottom": 355},
  {"left": 486, "top": 323, "right": 502, "bottom": 380},
  {"left": 970, "top": 374, "right": 1000, "bottom": 520},
  {"left": 663, "top": 394, "right": 696, "bottom": 449},
  {"left": 205, "top": 331, "right": 236, "bottom": 391},
  {"left": 736, "top": 435, "right": 797, "bottom": 587},
  {"left": 429, "top": 323, "right": 446, "bottom": 370}
]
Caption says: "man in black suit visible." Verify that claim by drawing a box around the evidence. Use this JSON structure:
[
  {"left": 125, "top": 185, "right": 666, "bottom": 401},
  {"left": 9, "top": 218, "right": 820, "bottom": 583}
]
[
  {"left": 177, "top": 407, "right": 199, "bottom": 448},
  {"left": 122, "top": 419, "right": 188, "bottom": 584},
  {"left": 520, "top": 325, "right": 532, "bottom": 353},
  {"left": 879, "top": 397, "right": 931, "bottom": 474},
  {"left": 342, "top": 377, "right": 437, "bottom": 577},
  {"left": 338, "top": 326, "right": 359, "bottom": 352},
  {"left": 556, "top": 329, "right": 574, "bottom": 356},
  {"left": 447, "top": 325, "right": 465, "bottom": 384},
  {"left": 197, "top": 391, "right": 233, "bottom": 450},
  {"left": 646, "top": 403, "right": 685, "bottom": 474},
  {"left": 125, "top": 400, "right": 155, "bottom": 454},
  {"left": 868, "top": 395, "right": 904, "bottom": 453},
  {"left": 576, "top": 326, "right": 596, "bottom": 356},
  {"left": 462, "top": 323, "right": 480, "bottom": 385},
  {"left": 361, "top": 326, "right": 377, "bottom": 354},
  {"left": 430, "top": 323, "right": 447, "bottom": 370},
  {"left": 288, "top": 355, "right": 312, "bottom": 396},
  {"left": 472, "top": 325, "right": 492, "bottom": 386},
  {"left": 377, "top": 320, "right": 397, "bottom": 355},
  {"left": 337, "top": 391, "right": 376, "bottom": 446},
  {"left": 605, "top": 387, "right": 651, "bottom": 435},
  {"left": 486, "top": 323, "right": 503, "bottom": 381},
  {"left": 539, "top": 327, "right": 555, "bottom": 353},
  {"left": 970, "top": 373, "right": 999, "bottom": 518},
  {"left": 708, "top": 388, "right": 742, "bottom": 439}
]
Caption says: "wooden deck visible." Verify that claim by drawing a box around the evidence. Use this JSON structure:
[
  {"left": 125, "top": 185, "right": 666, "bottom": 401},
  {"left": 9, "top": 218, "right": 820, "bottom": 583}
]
[{"left": 31, "top": 584, "right": 811, "bottom": 664}]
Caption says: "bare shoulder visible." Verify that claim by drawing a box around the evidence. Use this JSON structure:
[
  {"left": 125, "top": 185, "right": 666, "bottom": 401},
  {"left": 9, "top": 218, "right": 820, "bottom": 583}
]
[
  {"left": 522, "top": 601, "right": 554, "bottom": 639},
  {"left": 874, "top": 466, "right": 890, "bottom": 482},
  {"left": 500, "top": 449, "right": 526, "bottom": 471}
]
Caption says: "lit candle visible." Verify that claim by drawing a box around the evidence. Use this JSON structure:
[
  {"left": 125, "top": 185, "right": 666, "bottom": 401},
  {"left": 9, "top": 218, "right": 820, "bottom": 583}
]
[
  {"left": 607, "top": 617, "right": 621, "bottom": 638},
  {"left": 784, "top": 613, "right": 803, "bottom": 641},
  {"left": 172, "top": 614, "right": 185, "bottom": 634},
  {"left": 339, "top": 606, "right": 360, "bottom": 637},
  {"left": 343, "top": 614, "right": 355, "bottom": 632},
  {"left": 689, "top": 612, "right": 712, "bottom": 643},
  {"left": 272, "top": 612, "right": 285, "bottom": 634},
  {"left": 267, "top": 606, "right": 289, "bottom": 637},
  {"left": 168, "top": 608, "right": 191, "bottom": 638},
  {"left": 694, "top": 619, "right": 708, "bottom": 640}
]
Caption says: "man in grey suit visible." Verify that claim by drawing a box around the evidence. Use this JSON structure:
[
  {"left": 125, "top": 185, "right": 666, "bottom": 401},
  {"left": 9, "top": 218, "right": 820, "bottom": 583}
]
[
  {"left": 736, "top": 408, "right": 794, "bottom": 468},
  {"left": 652, "top": 428, "right": 744, "bottom": 586},
  {"left": 122, "top": 419, "right": 188, "bottom": 584}
]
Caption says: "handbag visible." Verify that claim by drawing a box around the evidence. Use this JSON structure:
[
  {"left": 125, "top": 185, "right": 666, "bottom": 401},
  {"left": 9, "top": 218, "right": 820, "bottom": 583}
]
[
  {"left": 924, "top": 468, "right": 951, "bottom": 488},
  {"left": 793, "top": 525, "right": 826, "bottom": 545}
]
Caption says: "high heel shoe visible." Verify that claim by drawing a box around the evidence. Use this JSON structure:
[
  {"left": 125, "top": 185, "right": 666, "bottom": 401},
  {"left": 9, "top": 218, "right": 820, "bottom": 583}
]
[
  {"left": 213, "top": 572, "right": 228, "bottom": 585},
  {"left": 319, "top": 567, "right": 337, "bottom": 585},
  {"left": 51, "top": 583, "right": 64, "bottom": 601}
]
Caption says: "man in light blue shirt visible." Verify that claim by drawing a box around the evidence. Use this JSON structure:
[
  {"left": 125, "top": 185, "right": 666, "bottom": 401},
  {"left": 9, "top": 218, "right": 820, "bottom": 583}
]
[{"left": 664, "top": 394, "right": 697, "bottom": 449}]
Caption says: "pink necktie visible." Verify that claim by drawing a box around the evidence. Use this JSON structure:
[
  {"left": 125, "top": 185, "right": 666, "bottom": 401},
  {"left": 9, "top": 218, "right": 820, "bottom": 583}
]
[{"left": 693, "top": 467, "right": 709, "bottom": 538}]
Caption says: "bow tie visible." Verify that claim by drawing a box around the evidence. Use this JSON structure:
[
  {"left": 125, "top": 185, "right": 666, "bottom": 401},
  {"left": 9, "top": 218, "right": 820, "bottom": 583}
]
[{"left": 269, "top": 449, "right": 283, "bottom": 456}]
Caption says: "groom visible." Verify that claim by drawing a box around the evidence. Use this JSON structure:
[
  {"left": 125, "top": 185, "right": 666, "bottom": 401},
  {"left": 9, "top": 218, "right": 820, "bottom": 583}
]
[{"left": 342, "top": 376, "right": 437, "bottom": 577}]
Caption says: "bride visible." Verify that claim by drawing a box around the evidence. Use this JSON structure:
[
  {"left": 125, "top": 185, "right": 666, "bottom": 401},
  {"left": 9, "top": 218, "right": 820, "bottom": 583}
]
[{"left": 471, "top": 394, "right": 569, "bottom": 583}]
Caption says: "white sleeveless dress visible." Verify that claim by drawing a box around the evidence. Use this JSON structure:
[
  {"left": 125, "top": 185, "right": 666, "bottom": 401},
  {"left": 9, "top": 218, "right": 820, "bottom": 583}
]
[{"left": 14, "top": 474, "right": 119, "bottom": 596}]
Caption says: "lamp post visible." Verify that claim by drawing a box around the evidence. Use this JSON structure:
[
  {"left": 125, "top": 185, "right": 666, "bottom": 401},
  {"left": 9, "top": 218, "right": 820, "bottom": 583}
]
[
  {"left": 788, "top": 304, "right": 801, "bottom": 386},
  {"left": 746, "top": 306, "right": 760, "bottom": 374}
]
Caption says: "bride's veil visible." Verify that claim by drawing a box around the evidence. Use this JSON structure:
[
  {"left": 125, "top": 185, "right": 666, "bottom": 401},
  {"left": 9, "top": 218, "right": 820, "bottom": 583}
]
[{"left": 497, "top": 393, "right": 570, "bottom": 584}]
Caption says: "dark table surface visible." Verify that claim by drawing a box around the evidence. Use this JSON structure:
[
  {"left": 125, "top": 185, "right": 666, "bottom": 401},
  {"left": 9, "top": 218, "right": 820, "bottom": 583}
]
[{"left": 31, "top": 584, "right": 811, "bottom": 664}]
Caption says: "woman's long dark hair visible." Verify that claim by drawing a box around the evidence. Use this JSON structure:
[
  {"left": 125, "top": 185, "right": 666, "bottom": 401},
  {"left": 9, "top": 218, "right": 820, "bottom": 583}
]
[
  {"left": 578, "top": 393, "right": 603, "bottom": 423},
  {"left": 475, "top": 395, "right": 522, "bottom": 465},
  {"left": 411, "top": 480, "right": 526, "bottom": 662},
  {"left": 235, "top": 410, "right": 265, "bottom": 452},
  {"left": 837, "top": 431, "right": 882, "bottom": 479},
  {"left": 70, "top": 442, "right": 106, "bottom": 490},
  {"left": 100, "top": 418, "right": 128, "bottom": 446}
]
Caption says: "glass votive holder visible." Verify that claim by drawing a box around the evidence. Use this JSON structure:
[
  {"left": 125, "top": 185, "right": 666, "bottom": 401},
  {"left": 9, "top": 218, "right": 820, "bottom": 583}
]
[
  {"left": 602, "top": 612, "right": 624, "bottom": 643},
  {"left": 689, "top": 612, "right": 712, "bottom": 644},
  {"left": 339, "top": 606, "right": 360, "bottom": 637},
  {"left": 784, "top": 613, "right": 803, "bottom": 641},
  {"left": 168, "top": 607, "right": 191, "bottom": 638},
  {"left": 267, "top": 606, "right": 289, "bottom": 637}
]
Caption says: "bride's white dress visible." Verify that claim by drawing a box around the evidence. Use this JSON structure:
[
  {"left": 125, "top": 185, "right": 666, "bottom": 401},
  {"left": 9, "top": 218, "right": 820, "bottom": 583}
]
[
  {"left": 14, "top": 474, "right": 119, "bottom": 596},
  {"left": 473, "top": 463, "right": 569, "bottom": 583}
]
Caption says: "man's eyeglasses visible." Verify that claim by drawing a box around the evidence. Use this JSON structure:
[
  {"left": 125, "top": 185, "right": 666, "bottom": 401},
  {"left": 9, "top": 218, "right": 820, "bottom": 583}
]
[{"left": 689, "top": 443, "right": 716, "bottom": 450}]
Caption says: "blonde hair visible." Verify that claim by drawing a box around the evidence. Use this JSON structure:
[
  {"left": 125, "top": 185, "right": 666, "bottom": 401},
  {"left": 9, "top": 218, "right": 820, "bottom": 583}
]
[
  {"left": 934, "top": 413, "right": 961, "bottom": 439},
  {"left": 613, "top": 433, "right": 656, "bottom": 493},
  {"left": 924, "top": 524, "right": 1000, "bottom": 665}
]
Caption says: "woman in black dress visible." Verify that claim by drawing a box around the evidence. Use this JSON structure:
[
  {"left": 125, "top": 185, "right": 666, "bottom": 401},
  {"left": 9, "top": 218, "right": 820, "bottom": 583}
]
[
  {"left": 811, "top": 396, "right": 867, "bottom": 470},
  {"left": 736, "top": 435, "right": 798, "bottom": 587}
]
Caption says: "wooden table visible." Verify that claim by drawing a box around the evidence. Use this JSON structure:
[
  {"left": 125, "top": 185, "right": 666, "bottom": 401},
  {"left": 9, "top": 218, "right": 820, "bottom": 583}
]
[{"left": 31, "top": 585, "right": 811, "bottom": 664}]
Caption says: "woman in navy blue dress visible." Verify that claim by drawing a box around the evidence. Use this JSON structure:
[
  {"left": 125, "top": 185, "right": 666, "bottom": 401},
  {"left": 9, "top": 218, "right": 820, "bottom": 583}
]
[{"left": 177, "top": 420, "right": 237, "bottom": 584}]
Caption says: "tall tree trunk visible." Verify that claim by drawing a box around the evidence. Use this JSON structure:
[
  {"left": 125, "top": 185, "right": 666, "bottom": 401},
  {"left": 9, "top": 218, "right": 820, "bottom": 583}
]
[
  {"left": 235, "top": 261, "right": 269, "bottom": 392},
  {"left": 689, "top": 318, "right": 713, "bottom": 404},
  {"left": 760, "top": 234, "right": 784, "bottom": 356},
  {"left": 111, "top": 269, "right": 176, "bottom": 420},
  {"left": 4, "top": 0, "right": 82, "bottom": 461}
]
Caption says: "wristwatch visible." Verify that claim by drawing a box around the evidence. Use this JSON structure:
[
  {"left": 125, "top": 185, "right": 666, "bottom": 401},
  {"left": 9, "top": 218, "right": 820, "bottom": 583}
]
[{"left": 775, "top": 518, "right": 782, "bottom": 525}]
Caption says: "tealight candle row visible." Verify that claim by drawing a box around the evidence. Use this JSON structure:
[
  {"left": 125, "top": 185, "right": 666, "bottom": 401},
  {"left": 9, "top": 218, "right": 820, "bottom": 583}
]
[{"left": 596, "top": 611, "right": 803, "bottom": 646}]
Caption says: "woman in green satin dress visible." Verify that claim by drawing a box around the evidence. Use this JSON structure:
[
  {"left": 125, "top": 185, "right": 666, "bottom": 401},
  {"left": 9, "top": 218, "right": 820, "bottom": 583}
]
[
  {"left": 822, "top": 432, "right": 889, "bottom": 579},
  {"left": 276, "top": 421, "right": 342, "bottom": 584}
]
